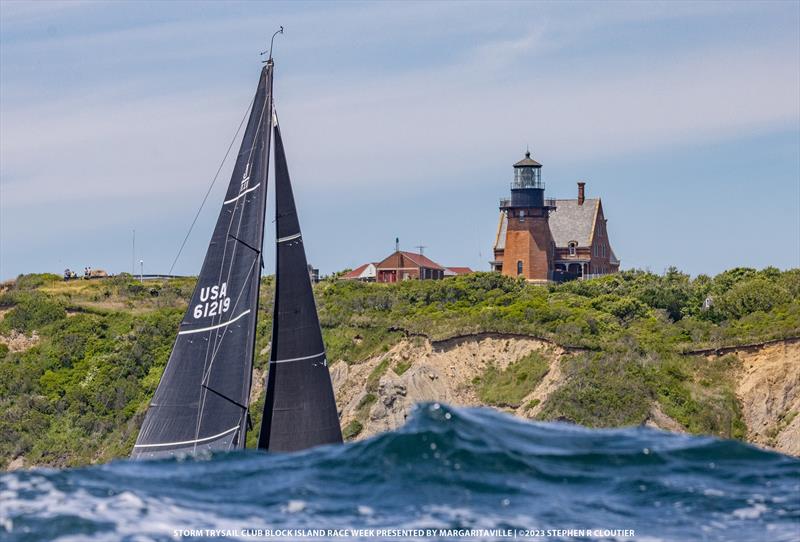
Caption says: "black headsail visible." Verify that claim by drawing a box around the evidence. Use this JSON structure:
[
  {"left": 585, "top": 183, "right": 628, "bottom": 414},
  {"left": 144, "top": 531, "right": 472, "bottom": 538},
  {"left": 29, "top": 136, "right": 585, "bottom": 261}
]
[
  {"left": 132, "top": 64, "right": 274, "bottom": 459},
  {"left": 258, "top": 120, "right": 343, "bottom": 452}
]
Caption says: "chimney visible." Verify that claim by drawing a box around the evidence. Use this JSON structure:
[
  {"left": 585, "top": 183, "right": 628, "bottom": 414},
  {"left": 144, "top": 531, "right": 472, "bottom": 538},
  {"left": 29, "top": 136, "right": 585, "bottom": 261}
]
[
  {"left": 577, "top": 181, "right": 586, "bottom": 205},
  {"left": 395, "top": 237, "right": 400, "bottom": 252}
]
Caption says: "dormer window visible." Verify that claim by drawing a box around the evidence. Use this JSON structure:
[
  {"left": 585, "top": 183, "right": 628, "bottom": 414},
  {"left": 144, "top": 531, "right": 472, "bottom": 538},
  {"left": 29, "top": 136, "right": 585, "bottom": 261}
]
[{"left": 568, "top": 241, "right": 577, "bottom": 256}]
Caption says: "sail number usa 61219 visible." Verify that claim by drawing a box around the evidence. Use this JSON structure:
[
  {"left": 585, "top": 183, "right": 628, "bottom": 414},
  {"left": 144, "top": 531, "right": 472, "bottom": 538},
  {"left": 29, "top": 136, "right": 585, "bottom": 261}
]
[{"left": 193, "top": 283, "right": 231, "bottom": 319}]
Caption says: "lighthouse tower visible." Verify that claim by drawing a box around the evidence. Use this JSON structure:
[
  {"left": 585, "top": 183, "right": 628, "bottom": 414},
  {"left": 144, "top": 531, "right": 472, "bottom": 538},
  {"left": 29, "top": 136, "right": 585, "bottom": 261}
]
[{"left": 500, "top": 150, "right": 555, "bottom": 282}]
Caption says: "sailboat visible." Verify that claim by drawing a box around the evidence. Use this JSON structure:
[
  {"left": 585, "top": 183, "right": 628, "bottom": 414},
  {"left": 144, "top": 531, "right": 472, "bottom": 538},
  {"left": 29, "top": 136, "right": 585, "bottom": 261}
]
[{"left": 131, "top": 45, "right": 342, "bottom": 459}]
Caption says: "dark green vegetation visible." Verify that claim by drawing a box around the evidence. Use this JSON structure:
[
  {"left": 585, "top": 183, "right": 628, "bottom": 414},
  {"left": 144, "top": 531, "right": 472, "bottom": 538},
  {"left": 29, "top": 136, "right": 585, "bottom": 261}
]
[
  {"left": 474, "top": 351, "right": 551, "bottom": 408},
  {"left": 0, "top": 267, "right": 797, "bottom": 468}
]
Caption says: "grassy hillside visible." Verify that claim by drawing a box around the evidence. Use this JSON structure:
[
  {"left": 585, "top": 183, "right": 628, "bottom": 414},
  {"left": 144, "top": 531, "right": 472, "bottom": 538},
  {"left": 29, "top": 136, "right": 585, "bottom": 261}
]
[{"left": 0, "top": 267, "right": 798, "bottom": 468}]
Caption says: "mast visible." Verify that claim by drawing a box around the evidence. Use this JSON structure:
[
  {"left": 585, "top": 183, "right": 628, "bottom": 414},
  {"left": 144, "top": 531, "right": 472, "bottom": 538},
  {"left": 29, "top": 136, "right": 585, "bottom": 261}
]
[
  {"left": 132, "top": 63, "right": 274, "bottom": 459},
  {"left": 257, "top": 118, "right": 343, "bottom": 452}
]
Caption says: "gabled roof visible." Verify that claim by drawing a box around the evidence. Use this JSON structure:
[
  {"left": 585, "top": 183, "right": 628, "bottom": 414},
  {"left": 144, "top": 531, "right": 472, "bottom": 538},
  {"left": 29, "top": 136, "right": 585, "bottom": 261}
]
[
  {"left": 549, "top": 198, "right": 600, "bottom": 247},
  {"left": 445, "top": 267, "right": 473, "bottom": 275},
  {"left": 377, "top": 251, "right": 445, "bottom": 270},
  {"left": 494, "top": 210, "right": 508, "bottom": 250},
  {"left": 400, "top": 251, "right": 445, "bottom": 270},
  {"left": 343, "top": 262, "right": 376, "bottom": 279},
  {"left": 493, "top": 198, "right": 602, "bottom": 250}
]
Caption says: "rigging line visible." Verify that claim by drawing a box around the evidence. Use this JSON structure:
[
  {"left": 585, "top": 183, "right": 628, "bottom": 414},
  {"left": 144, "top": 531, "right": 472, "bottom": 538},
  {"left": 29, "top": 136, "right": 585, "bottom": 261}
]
[
  {"left": 213, "top": 90, "right": 268, "bottom": 340},
  {"left": 201, "top": 78, "right": 268, "bottom": 414},
  {"left": 204, "top": 258, "right": 258, "bottom": 380},
  {"left": 195, "top": 77, "right": 270, "bottom": 444},
  {"left": 211, "top": 93, "right": 268, "bottom": 353},
  {"left": 166, "top": 93, "right": 256, "bottom": 277},
  {"left": 193, "top": 262, "right": 258, "bottom": 443},
  {"left": 208, "top": 96, "right": 268, "bottom": 364}
]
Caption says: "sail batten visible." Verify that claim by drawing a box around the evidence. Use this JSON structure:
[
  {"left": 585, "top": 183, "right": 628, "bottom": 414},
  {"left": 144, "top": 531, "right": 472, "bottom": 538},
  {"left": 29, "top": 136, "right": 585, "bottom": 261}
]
[{"left": 131, "top": 64, "right": 274, "bottom": 459}]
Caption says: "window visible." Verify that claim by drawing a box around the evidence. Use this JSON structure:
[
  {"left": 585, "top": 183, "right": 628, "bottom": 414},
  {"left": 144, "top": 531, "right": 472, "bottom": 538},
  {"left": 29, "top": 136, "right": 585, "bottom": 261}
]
[
  {"left": 519, "top": 210, "right": 525, "bottom": 223},
  {"left": 517, "top": 260, "right": 523, "bottom": 276},
  {"left": 568, "top": 241, "right": 577, "bottom": 256}
]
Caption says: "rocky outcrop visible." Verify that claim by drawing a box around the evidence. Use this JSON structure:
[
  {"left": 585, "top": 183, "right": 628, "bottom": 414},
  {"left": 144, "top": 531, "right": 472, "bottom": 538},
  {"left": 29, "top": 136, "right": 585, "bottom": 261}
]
[
  {"left": 333, "top": 335, "right": 567, "bottom": 440},
  {"left": 0, "top": 330, "right": 40, "bottom": 353},
  {"left": 644, "top": 403, "right": 686, "bottom": 434},
  {"left": 5, "top": 456, "right": 25, "bottom": 471}
]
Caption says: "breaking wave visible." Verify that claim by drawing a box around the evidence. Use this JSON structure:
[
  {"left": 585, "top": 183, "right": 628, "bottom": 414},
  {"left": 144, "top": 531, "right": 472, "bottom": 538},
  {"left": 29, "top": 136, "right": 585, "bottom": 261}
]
[{"left": 2, "top": 403, "right": 798, "bottom": 541}]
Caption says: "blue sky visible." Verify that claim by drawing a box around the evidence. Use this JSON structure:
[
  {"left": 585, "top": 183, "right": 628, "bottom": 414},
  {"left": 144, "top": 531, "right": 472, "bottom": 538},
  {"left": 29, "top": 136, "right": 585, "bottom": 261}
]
[{"left": 1, "top": 0, "right": 798, "bottom": 280}]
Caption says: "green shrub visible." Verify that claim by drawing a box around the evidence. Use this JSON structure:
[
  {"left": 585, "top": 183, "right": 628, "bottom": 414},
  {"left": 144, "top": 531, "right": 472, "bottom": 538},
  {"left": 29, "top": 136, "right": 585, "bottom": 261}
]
[
  {"left": 538, "top": 352, "right": 653, "bottom": 426},
  {"left": 356, "top": 393, "right": 377, "bottom": 419},
  {"left": 0, "top": 292, "right": 65, "bottom": 333},
  {"left": 714, "top": 278, "right": 789, "bottom": 320},
  {"left": 366, "top": 358, "right": 391, "bottom": 392},
  {"left": 0, "top": 267, "right": 795, "bottom": 468},
  {"left": 653, "top": 354, "right": 746, "bottom": 439},
  {"left": 14, "top": 274, "right": 62, "bottom": 290},
  {"left": 342, "top": 420, "right": 363, "bottom": 440},
  {"left": 476, "top": 351, "right": 550, "bottom": 407}
]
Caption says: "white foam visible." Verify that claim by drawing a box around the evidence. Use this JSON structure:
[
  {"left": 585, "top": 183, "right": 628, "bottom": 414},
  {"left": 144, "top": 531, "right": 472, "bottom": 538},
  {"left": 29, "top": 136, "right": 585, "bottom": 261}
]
[
  {"left": 357, "top": 505, "right": 374, "bottom": 516},
  {"left": 732, "top": 503, "right": 768, "bottom": 520},
  {"left": 284, "top": 500, "right": 307, "bottom": 513},
  {"left": 1, "top": 472, "right": 247, "bottom": 542},
  {"left": 702, "top": 488, "right": 725, "bottom": 497}
]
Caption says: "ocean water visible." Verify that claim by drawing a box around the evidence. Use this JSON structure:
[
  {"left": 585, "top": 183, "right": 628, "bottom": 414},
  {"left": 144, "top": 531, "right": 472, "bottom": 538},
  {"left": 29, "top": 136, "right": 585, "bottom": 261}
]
[{"left": 1, "top": 403, "right": 798, "bottom": 542}]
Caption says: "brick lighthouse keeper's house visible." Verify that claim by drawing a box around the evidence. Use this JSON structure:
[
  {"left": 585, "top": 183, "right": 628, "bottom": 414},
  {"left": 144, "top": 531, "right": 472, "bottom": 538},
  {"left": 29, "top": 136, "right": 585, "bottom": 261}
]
[{"left": 491, "top": 151, "right": 620, "bottom": 282}]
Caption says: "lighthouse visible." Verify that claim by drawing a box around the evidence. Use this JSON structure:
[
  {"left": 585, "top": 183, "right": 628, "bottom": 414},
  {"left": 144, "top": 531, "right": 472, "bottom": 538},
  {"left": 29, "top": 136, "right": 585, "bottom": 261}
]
[{"left": 498, "top": 150, "right": 555, "bottom": 282}]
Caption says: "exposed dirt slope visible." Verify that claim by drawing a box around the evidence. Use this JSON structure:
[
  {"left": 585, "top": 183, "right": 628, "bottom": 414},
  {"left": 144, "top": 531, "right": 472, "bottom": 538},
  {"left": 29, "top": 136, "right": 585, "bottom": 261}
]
[
  {"left": 332, "top": 334, "right": 799, "bottom": 456},
  {"left": 332, "top": 334, "right": 569, "bottom": 439},
  {"left": 718, "top": 339, "right": 800, "bottom": 455}
]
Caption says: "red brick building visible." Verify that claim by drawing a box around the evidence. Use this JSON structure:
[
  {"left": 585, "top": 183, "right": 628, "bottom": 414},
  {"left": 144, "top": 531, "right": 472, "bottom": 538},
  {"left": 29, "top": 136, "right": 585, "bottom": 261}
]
[
  {"left": 375, "top": 250, "right": 446, "bottom": 282},
  {"left": 491, "top": 152, "right": 619, "bottom": 282}
]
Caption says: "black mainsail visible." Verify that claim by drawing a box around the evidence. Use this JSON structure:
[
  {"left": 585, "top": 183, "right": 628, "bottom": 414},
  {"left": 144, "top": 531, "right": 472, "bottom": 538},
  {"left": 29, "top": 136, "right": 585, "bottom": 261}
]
[
  {"left": 257, "top": 121, "right": 343, "bottom": 451},
  {"left": 132, "top": 64, "right": 274, "bottom": 459}
]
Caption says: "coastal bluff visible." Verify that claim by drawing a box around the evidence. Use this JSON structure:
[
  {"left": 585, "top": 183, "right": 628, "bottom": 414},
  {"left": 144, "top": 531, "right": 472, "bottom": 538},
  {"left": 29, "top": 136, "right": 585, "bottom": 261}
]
[
  {"left": 330, "top": 334, "right": 799, "bottom": 456},
  {"left": 1, "top": 268, "right": 798, "bottom": 469}
]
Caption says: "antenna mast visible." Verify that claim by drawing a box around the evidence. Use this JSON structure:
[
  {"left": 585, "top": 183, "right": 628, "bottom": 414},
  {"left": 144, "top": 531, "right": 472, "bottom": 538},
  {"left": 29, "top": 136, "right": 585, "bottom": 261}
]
[{"left": 261, "top": 26, "right": 284, "bottom": 63}]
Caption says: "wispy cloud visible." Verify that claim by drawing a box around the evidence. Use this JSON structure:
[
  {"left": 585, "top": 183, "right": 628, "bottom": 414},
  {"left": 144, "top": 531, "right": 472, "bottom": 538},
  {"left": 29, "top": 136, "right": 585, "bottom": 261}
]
[
  {"left": 0, "top": 0, "right": 93, "bottom": 22},
  {"left": 1, "top": 1, "right": 798, "bottom": 278},
  {"left": 5, "top": 30, "right": 794, "bottom": 207}
]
